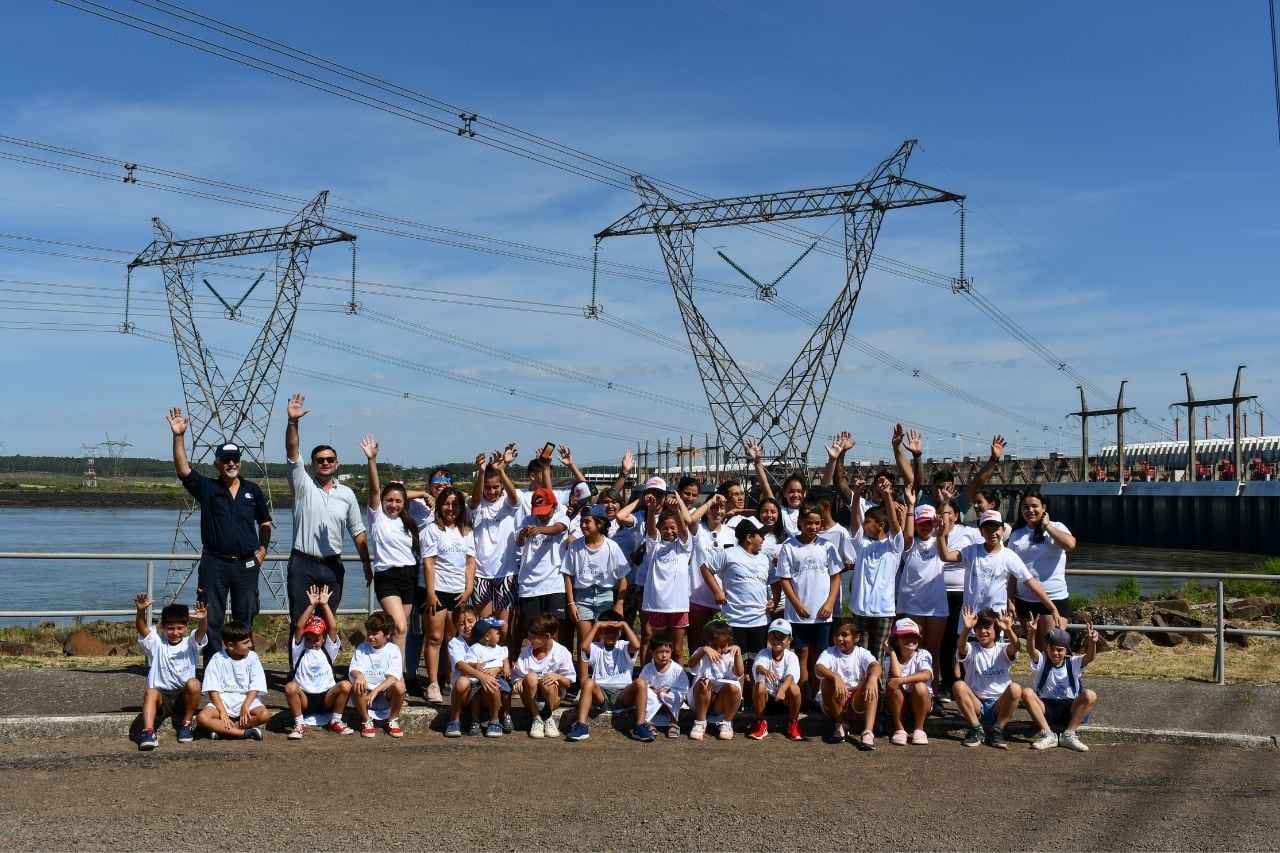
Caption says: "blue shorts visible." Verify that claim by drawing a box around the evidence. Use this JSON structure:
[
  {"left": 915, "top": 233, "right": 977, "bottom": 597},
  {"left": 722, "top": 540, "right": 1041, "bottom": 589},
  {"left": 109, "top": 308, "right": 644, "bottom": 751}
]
[
  {"left": 466, "top": 676, "right": 512, "bottom": 701},
  {"left": 790, "top": 621, "right": 830, "bottom": 651},
  {"left": 978, "top": 697, "right": 999, "bottom": 725},
  {"left": 1043, "top": 696, "right": 1088, "bottom": 728},
  {"left": 572, "top": 585, "right": 619, "bottom": 621}
]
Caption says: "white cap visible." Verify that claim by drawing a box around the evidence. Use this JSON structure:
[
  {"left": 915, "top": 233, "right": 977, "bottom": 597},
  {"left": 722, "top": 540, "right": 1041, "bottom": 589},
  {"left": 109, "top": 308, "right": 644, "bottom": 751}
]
[
  {"left": 643, "top": 476, "right": 667, "bottom": 493},
  {"left": 978, "top": 509, "right": 1003, "bottom": 526}
]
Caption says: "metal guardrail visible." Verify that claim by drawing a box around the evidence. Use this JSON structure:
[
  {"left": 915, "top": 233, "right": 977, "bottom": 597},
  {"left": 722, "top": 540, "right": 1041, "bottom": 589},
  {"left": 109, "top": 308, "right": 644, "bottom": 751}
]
[{"left": 0, "top": 554, "right": 1275, "bottom": 684}]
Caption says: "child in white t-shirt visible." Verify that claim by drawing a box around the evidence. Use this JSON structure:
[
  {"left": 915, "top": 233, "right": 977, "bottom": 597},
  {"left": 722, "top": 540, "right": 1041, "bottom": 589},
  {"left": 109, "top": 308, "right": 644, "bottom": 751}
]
[
  {"left": 567, "top": 610, "right": 640, "bottom": 742},
  {"left": 883, "top": 617, "right": 933, "bottom": 746},
  {"left": 631, "top": 632, "right": 687, "bottom": 741},
  {"left": 686, "top": 622, "right": 744, "bottom": 741},
  {"left": 748, "top": 619, "right": 803, "bottom": 741},
  {"left": 284, "top": 584, "right": 353, "bottom": 738},
  {"left": 776, "top": 506, "right": 842, "bottom": 702},
  {"left": 349, "top": 610, "right": 407, "bottom": 738},
  {"left": 511, "top": 612, "right": 576, "bottom": 738},
  {"left": 634, "top": 489, "right": 693, "bottom": 663},
  {"left": 195, "top": 620, "right": 270, "bottom": 740},
  {"left": 1021, "top": 618, "right": 1099, "bottom": 753},
  {"left": 815, "top": 617, "right": 880, "bottom": 749},
  {"left": 847, "top": 482, "right": 904, "bottom": 657},
  {"left": 133, "top": 594, "right": 207, "bottom": 750},
  {"left": 448, "top": 616, "right": 512, "bottom": 738},
  {"left": 954, "top": 606, "right": 1021, "bottom": 749}
]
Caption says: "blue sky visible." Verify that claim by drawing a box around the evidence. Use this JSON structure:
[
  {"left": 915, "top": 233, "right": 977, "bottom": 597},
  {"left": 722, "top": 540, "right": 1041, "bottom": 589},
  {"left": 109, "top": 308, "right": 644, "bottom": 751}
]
[{"left": 0, "top": 1, "right": 1276, "bottom": 470}]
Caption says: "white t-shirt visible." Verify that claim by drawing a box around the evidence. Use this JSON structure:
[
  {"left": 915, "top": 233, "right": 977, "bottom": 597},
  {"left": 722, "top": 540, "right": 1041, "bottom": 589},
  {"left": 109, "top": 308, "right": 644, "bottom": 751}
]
[
  {"left": 446, "top": 634, "right": 470, "bottom": 686},
  {"left": 753, "top": 648, "right": 801, "bottom": 696},
  {"left": 761, "top": 532, "right": 783, "bottom": 579},
  {"left": 139, "top": 631, "right": 207, "bottom": 691},
  {"left": 561, "top": 537, "right": 630, "bottom": 589},
  {"left": 638, "top": 659, "right": 686, "bottom": 720},
  {"left": 883, "top": 648, "right": 934, "bottom": 692},
  {"left": 421, "top": 524, "right": 475, "bottom": 593},
  {"left": 1031, "top": 653, "right": 1086, "bottom": 700},
  {"left": 349, "top": 640, "right": 404, "bottom": 683},
  {"left": 289, "top": 635, "right": 341, "bottom": 693},
  {"left": 689, "top": 523, "right": 734, "bottom": 609},
  {"left": 897, "top": 535, "right": 948, "bottom": 618},
  {"left": 960, "top": 543, "right": 1033, "bottom": 614},
  {"left": 775, "top": 536, "right": 842, "bottom": 624},
  {"left": 1009, "top": 522, "right": 1072, "bottom": 601},
  {"left": 511, "top": 641, "right": 576, "bottom": 683},
  {"left": 849, "top": 530, "right": 904, "bottom": 617},
  {"left": 688, "top": 646, "right": 741, "bottom": 689},
  {"left": 959, "top": 639, "right": 1015, "bottom": 699},
  {"left": 702, "top": 545, "right": 772, "bottom": 628},
  {"left": 943, "top": 525, "right": 984, "bottom": 592},
  {"left": 586, "top": 639, "right": 636, "bottom": 688},
  {"left": 817, "top": 523, "right": 858, "bottom": 566},
  {"left": 470, "top": 495, "right": 521, "bottom": 579},
  {"left": 466, "top": 641, "right": 509, "bottom": 675},
  {"left": 780, "top": 505, "right": 800, "bottom": 536},
  {"left": 517, "top": 510, "right": 570, "bottom": 597},
  {"left": 201, "top": 650, "right": 267, "bottom": 716},
  {"left": 641, "top": 532, "right": 694, "bottom": 613},
  {"left": 366, "top": 504, "right": 422, "bottom": 572},
  {"left": 815, "top": 645, "right": 877, "bottom": 700}
]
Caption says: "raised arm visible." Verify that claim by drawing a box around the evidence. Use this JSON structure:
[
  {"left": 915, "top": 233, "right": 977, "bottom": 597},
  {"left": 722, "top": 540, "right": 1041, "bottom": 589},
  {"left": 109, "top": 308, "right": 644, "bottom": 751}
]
[
  {"left": 615, "top": 495, "right": 640, "bottom": 528},
  {"left": 134, "top": 592, "right": 153, "bottom": 638},
  {"left": 167, "top": 407, "right": 192, "bottom": 479},
  {"left": 1021, "top": 613, "right": 1041, "bottom": 666},
  {"left": 822, "top": 431, "right": 854, "bottom": 488},
  {"left": 905, "top": 429, "right": 925, "bottom": 493},
  {"left": 745, "top": 437, "right": 775, "bottom": 501},
  {"left": 891, "top": 423, "right": 915, "bottom": 493},
  {"left": 881, "top": 482, "right": 902, "bottom": 536},
  {"left": 998, "top": 608, "right": 1020, "bottom": 661},
  {"left": 903, "top": 485, "right": 917, "bottom": 549},
  {"left": 964, "top": 434, "right": 1006, "bottom": 504},
  {"left": 612, "top": 450, "right": 634, "bottom": 493},
  {"left": 688, "top": 492, "right": 723, "bottom": 525},
  {"left": 849, "top": 477, "right": 867, "bottom": 528},
  {"left": 285, "top": 393, "right": 308, "bottom": 462},
  {"left": 360, "top": 435, "right": 381, "bottom": 511},
  {"left": 558, "top": 445, "right": 587, "bottom": 485},
  {"left": 1082, "top": 622, "right": 1098, "bottom": 667}
]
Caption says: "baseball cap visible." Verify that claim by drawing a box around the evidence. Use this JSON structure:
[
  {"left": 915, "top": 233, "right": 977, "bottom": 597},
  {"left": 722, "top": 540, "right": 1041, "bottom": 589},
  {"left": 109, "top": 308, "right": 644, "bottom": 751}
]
[
  {"left": 583, "top": 503, "right": 608, "bottom": 519},
  {"left": 978, "top": 509, "right": 1004, "bottom": 527},
  {"left": 530, "top": 487, "right": 557, "bottom": 518},
  {"left": 571, "top": 481, "right": 593, "bottom": 503},
  {"left": 913, "top": 505, "right": 937, "bottom": 523},
  {"left": 891, "top": 617, "right": 922, "bottom": 637},
  {"left": 642, "top": 476, "right": 667, "bottom": 493},
  {"left": 767, "top": 618, "right": 792, "bottom": 637},
  {"left": 1045, "top": 627, "right": 1073, "bottom": 650},
  {"left": 214, "top": 442, "right": 242, "bottom": 460},
  {"left": 302, "top": 615, "right": 327, "bottom": 636},
  {"left": 472, "top": 617, "right": 502, "bottom": 640}
]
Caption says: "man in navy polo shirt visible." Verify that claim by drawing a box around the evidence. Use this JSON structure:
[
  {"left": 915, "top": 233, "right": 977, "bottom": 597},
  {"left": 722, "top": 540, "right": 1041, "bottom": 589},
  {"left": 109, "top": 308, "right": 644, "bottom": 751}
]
[{"left": 168, "top": 407, "right": 273, "bottom": 661}]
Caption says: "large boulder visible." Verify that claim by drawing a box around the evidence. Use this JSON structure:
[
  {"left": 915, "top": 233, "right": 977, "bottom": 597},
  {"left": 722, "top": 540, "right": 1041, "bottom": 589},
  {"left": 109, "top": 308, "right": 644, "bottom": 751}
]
[
  {"left": 1118, "top": 632, "right": 1146, "bottom": 651},
  {"left": 62, "top": 630, "right": 112, "bottom": 657},
  {"left": 1149, "top": 614, "right": 1186, "bottom": 646}
]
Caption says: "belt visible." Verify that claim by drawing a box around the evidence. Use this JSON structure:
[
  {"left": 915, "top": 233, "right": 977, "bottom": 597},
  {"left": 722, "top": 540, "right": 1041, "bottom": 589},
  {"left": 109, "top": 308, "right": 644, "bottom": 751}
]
[
  {"left": 204, "top": 549, "right": 257, "bottom": 562},
  {"left": 291, "top": 548, "right": 344, "bottom": 565}
]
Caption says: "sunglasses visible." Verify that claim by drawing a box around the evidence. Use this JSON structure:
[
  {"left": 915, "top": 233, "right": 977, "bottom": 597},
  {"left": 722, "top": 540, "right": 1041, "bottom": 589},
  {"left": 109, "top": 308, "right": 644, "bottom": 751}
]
[{"left": 313, "top": 456, "right": 337, "bottom": 464}]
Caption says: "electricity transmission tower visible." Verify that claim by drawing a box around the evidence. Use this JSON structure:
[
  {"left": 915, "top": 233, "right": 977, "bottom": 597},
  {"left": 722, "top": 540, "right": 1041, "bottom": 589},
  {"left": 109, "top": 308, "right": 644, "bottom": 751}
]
[
  {"left": 80, "top": 443, "right": 100, "bottom": 487},
  {"left": 103, "top": 434, "right": 132, "bottom": 479},
  {"left": 595, "top": 140, "right": 962, "bottom": 470},
  {"left": 127, "top": 192, "right": 356, "bottom": 605}
]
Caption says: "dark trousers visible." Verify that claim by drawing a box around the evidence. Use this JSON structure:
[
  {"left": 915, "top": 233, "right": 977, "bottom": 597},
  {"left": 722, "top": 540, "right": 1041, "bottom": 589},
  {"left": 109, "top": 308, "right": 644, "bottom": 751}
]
[
  {"left": 940, "top": 591, "right": 965, "bottom": 691},
  {"left": 197, "top": 553, "right": 261, "bottom": 662},
  {"left": 287, "top": 551, "right": 346, "bottom": 626}
]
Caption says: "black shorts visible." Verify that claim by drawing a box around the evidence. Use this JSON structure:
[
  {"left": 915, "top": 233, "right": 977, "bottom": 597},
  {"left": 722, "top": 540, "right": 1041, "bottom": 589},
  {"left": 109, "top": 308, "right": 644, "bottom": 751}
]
[
  {"left": 155, "top": 687, "right": 185, "bottom": 721},
  {"left": 373, "top": 565, "right": 417, "bottom": 603},
  {"left": 519, "top": 593, "right": 567, "bottom": 621},
  {"left": 790, "top": 622, "right": 830, "bottom": 651},
  {"left": 1014, "top": 596, "right": 1072, "bottom": 620},
  {"left": 1043, "top": 696, "right": 1075, "bottom": 729},
  {"left": 414, "top": 587, "right": 463, "bottom": 614},
  {"left": 732, "top": 624, "right": 769, "bottom": 658},
  {"left": 304, "top": 690, "right": 332, "bottom": 717}
]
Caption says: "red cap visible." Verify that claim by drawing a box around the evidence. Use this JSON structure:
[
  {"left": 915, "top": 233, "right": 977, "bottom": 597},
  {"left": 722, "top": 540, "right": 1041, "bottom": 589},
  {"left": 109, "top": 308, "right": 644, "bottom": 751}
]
[
  {"left": 531, "top": 487, "right": 557, "bottom": 518},
  {"left": 303, "top": 615, "right": 327, "bottom": 636}
]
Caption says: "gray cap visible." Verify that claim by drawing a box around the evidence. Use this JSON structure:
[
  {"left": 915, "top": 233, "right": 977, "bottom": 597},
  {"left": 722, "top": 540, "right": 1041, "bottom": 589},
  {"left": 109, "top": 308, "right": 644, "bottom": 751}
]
[{"left": 1045, "top": 627, "right": 1073, "bottom": 650}]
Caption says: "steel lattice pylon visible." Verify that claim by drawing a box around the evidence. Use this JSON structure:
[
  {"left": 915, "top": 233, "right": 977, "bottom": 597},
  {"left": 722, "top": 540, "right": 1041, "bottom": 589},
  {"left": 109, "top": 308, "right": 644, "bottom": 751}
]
[
  {"left": 596, "top": 140, "right": 963, "bottom": 471},
  {"left": 128, "top": 192, "right": 355, "bottom": 605}
]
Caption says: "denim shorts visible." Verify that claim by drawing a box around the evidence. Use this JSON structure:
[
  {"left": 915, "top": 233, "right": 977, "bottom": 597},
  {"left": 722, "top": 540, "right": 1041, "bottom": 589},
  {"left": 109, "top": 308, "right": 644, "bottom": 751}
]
[
  {"left": 467, "top": 676, "right": 512, "bottom": 701},
  {"left": 571, "top": 585, "right": 618, "bottom": 621}
]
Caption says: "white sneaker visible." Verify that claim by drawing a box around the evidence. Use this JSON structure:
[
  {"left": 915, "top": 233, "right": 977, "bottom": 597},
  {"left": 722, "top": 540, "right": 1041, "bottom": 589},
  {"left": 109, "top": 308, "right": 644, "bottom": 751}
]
[
  {"left": 528, "top": 717, "right": 545, "bottom": 739},
  {"left": 1031, "top": 730, "right": 1058, "bottom": 750},
  {"left": 425, "top": 683, "right": 443, "bottom": 704},
  {"left": 689, "top": 720, "right": 706, "bottom": 741},
  {"left": 1059, "top": 730, "right": 1089, "bottom": 752},
  {"left": 717, "top": 721, "right": 734, "bottom": 740}
]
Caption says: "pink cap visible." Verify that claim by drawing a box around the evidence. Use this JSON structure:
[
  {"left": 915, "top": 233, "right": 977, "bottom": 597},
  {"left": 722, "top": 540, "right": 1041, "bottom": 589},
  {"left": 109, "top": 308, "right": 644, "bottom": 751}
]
[{"left": 891, "top": 617, "right": 922, "bottom": 637}]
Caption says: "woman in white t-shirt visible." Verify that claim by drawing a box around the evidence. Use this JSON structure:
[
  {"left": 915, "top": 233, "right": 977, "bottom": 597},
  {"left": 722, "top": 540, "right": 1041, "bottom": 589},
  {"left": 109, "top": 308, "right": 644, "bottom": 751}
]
[
  {"left": 360, "top": 435, "right": 422, "bottom": 665},
  {"left": 1009, "top": 492, "right": 1077, "bottom": 652},
  {"left": 421, "top": 487, "right": 476, "bottom": 704}
]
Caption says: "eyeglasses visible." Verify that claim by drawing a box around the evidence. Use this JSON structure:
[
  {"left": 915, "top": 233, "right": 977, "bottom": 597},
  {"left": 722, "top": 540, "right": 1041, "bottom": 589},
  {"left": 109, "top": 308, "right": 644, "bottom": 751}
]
[{"left": 313, "top": 456, "right": 337, "bottom": 464}]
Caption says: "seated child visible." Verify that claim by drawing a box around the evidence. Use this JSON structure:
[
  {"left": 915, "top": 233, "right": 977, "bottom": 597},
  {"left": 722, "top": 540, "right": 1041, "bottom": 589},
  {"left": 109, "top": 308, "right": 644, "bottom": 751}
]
[
  {"left": 195, "top": 619, "right": 270, "bottom": 740},
  {"left": 883, "top": 617, "right": 933, "bottom": 746},
  {"left": 568, "top": 610, "right": 640, "bottom": 742},
  {"left": 815, "top": 617, "right": 881, "bottom": 750},
  {"left": 686, "top": 622, "right": 744, "bottom": 741},
  {"left": 443, "top": 603, "right": 480, "bottom": 736},
  {"left": 953, "top": 606, "right": 1021, "bottom": 749},
  {"left": 748, "top": 618, "right": 803, "bottom": 742},
  {"left": 1021, "top": 618, "right": 1099, "bottom": 752},
  {"left": 511, "top": 612, "right": 576, "bottom": 738},
  {"left": 284, "top": 584, "right": 353, "bottom": 738},
  {"left": 133, "top": 593, "right": 207, "bottom": 750},
  {"left": 631, "top": 630, "right": 687, "bottom": 742},
  {"left": 349, "top": 610, "right": 407, "bottom": 738},
  {"left": 447, "top": 615, "right": 512, "bottom": 738}
]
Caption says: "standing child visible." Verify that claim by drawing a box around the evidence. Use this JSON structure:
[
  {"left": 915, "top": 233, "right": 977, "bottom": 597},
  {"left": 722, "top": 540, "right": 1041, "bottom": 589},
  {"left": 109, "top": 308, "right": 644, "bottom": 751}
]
[
  {"left": 284, "top": 584, "right": 354, "bottom": 738},
  {"left": 748, "top": 619, "right": 804, "bottom": 741},
  {"left": 514, "top": 488, "right": 571, "bottom": 655},
  {"left": 847, "top": 481, "right": 904, "bottom": 657},
  {"left": 700, "top": 517, "right": 773, "bottom": 655},
  {"left": 468, "top": 448, "right": 521, "bottom": 641},
  {"left": 448, "top": 616, "right": 513, "bottom": 738},
  {"left": 195, "top": 620, "right": 270, "bottom": 740},
  {"left": 776, "top": 506, "right": 842, "bottom": 703},
  {"left": 897, "top": 488, "right": 949, "bottom": 692},
  {"left": 631, "top": 631, "right": 688, "bottom": 741},
  {"left": 633, "top": 489, "right": 694, "bottom": 663},
  {"left": 815, "top": 617, "right": 881, "bottom": 750},
  {"left": 1021, "top": 618, "right": 1099, "bottom": 752},
  {"left": 883, "top": 617, "right": 933, "bottom": 746},
  {"left": 686, "top": 622, "right": 745, "bottom": 741},
  {"left": 567, "top": 610, "right": 640, "bottom": 742},
  {"left": 953, "top": 607, "right": 1022, "bottom": 749},
  {"left": 511, "top": 612, "right": 576, "bottom": 738},
  {"left": 421, "top": 486, "right": 476, "bottom": 705},
  {"left": 562, "top": 503, "right": 630, "bottom": 685},
  {"left": 349, "top": 610, "right": 407, "bottom": 738},
  {"left": 133, "top": 594, "right": 207, "bottom": 750}
]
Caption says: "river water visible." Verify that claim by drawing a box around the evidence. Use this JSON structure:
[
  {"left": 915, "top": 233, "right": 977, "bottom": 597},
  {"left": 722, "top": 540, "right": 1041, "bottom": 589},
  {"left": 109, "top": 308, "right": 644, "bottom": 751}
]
[{"left": 0, "top": 507, "right": 1271, "bottom": 626}]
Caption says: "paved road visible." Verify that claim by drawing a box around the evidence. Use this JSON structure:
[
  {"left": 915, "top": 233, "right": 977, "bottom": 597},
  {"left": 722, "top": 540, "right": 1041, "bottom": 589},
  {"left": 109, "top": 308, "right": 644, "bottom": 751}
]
[{"left": 0, "top": 733, "right": 1274, "bottom": 850}]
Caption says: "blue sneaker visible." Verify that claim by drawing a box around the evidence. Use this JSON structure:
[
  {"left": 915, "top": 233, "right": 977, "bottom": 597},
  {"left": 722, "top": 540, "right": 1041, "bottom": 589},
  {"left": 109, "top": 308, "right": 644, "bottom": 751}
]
[
  {"left": 485, "top": 722, "right": 503, "bottom": 738},
  {"left": 631, "top": 722, "right": 655, "bottom": 742},
  {"left": 138, "top": 729, "right": 158, "bottom": 751},
  {"left": 243, "top": 727, "right": 263, "bottom": 741},
  {"left": 567, "top": 722, "right": 590, "bottom": 741},
  {"left": 444, "top": 720, "right": 462, "bottom": 738},
  {"left": 468, "top": 721, "right": 483, "bottom": 737},
  {"left": 176, "top": 721, "right": 194, "bottom": 744}
]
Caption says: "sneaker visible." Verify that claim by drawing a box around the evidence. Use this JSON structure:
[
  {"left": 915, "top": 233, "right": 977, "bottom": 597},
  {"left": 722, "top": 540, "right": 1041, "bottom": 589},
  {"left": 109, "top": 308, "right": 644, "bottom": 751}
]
[
  {"left": 747, "top": 719, "right": 769, "bottom": 740},
  {"left": 910, "top": 729, "right": 929, "bottom": 746},
  {"left": 176, "top": 721, "right": 194, "bottom": 744},
  {"left": 689, "top": 720, "right": 706, "bottom": 741},
  {"left": 631, "top": 722, "right": 655, "bottom": 742},
  {"left": 327, "top": 720, "right": 354, "bottom": 736},
  {"left": 666, "top": 724, "right": 681, "bottom": 739},
  {"left": 890, "top": 729, "right": 908, "bottom": 746},
  {"left": 287, "top": 722, "right": 307, "bottom": 740},
  {"left": 208, "top": 731, "right": 222, "bottom": 740},
  {"left": 500, "top": 713, "right": 514, "bottom": 734},
  {"left": 243, "top": 727, "right": 263, "bottom": 741},
  {"left": 485, "top": 722, "right": 503, "bottom": 738},
  {"left": 425, "top": 683, "right": 443, "bottom": 704},
  {"left": 857, "top": 730, "right": 876, "bottom": 751},
  {"left": 138, "top": 729, "right": 158, "bottom": 751},
  {"left": 528, "top": 717, "right": 545, "bottom": 739},
  {"left": 468, "top": 721, "right": 483, "bottom": 737},
  {"left": 1031, "top": 729, "right": 1058, "bottom": 750},
  {"left": 1059, "top": 730, "right": 1090, "bottom": 752},
  {"left": 962, "top": 724, "right": 984, "bottom": 747},
  {"left": 565, "top": 687, "right": 581, "bottom": 705},
  {"left": 444, "top": 720, "right": 463, "bottom": 738},
  {"left": 567, "top": 722, "right": 591, "bottom": 741},
  {"left": 360, "top": 720, "right": 376, "bottom": 738},
  {"left": 785, "top": 719, "right": 805, "bottom": 741},
  {"left": 987, "top": 724, "right": 1009, "bottom": 750},
  {"left": 386, "top": 719, "right": 404, "bottom": 738},
  {"left": 717, "top": 721, "right": 734, "bottom": 741}
]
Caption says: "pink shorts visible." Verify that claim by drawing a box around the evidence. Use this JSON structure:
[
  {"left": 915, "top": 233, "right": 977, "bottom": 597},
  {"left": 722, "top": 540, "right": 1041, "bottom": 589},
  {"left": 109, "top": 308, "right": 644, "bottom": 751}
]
[{"left": 646, "top": 611, "right": 690, "bottom": 629}]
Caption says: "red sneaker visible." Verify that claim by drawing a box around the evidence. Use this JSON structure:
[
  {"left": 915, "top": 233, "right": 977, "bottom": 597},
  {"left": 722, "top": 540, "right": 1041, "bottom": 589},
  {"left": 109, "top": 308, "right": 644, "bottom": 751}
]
[
  {"left": 360, "top": 720, "right": 376, "bottom": 738},
  {"left": 747, "top": 719, "right": 769, "bottom": 740},
  {"left": 386, "top": 718, "right": 404, "bottom": 738},
  {"left": 785, "top": 719, "right": 805, "bottom": 741}
]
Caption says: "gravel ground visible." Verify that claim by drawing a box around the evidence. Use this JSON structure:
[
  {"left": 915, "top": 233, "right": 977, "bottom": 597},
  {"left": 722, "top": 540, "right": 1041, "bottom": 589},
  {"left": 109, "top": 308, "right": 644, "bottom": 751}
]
[{"left": 0, "top": 733, "right": 1275, "bottom": 851}]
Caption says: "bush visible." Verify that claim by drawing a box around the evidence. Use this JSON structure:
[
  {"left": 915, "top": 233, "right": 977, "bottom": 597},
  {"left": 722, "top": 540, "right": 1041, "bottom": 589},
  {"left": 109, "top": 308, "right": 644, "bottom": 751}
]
[{"left": 1224, "top": 557, "right": 1280, "bottom": 599}]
